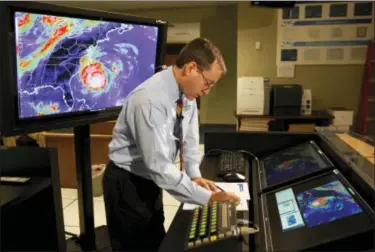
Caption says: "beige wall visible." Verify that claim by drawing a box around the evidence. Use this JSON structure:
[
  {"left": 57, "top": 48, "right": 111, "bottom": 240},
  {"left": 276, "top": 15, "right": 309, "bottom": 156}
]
[
  {"left": 237, "top": 3, "right": 363, "bottom": 114},
  {"left": 199, "top": 5, "right": 237, "bottom": 124},
  {"left": 129, "top": 3, "right": 365, "bottom": 125},
  {"left": 128, "top": 5, "right": 238, "bottom": 124},
  {"left": 125, "top": 6, "right": 217, "bottom": 23}
]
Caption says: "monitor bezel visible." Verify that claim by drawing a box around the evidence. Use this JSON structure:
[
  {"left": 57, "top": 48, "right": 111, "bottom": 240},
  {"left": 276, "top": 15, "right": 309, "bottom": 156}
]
[
  {"left": 0, "top": 1, "right": 168, "bottom": 136},
  {"left": 258, "top": 140, "right": 335, "bottom": 193},
  {"left": 260, "top": 169, "right": 375, "bottom": 251}
]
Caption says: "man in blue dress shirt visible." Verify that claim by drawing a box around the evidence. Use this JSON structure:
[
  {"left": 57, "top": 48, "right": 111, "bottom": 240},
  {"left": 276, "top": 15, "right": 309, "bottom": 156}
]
[{"left": 103, "top": 37, "right": 240, "bottom": 251}]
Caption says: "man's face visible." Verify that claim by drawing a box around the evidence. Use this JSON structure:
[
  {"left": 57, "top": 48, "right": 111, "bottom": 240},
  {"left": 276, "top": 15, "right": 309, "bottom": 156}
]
[{"left": 182, "top": 60, "right": 223, "bottom": 100}]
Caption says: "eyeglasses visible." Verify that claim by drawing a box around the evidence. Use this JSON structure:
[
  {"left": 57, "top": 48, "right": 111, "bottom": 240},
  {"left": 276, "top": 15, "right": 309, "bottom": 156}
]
[{"left": 199, "top": 70, "right": 215, "bottom": 89}]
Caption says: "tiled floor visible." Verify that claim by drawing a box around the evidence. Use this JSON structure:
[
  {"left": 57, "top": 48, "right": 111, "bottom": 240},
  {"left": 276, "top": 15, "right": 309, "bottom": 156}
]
[{"left": 62, "top": 144, "right": 205, "bottom": 239}]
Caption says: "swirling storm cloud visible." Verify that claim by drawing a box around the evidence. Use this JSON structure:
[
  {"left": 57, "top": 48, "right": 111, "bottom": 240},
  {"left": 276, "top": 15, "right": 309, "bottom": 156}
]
[
  {"left": 15, "top": 12, "right": 159, "bottom": 119},
  {"left": 296, "top": 180, "right": 363, "bottom": 227}
]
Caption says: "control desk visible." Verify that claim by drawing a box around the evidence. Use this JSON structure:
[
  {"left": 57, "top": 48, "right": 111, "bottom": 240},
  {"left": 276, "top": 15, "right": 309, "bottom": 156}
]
[
  {"left": 158, "top": 131, "right": 375, "bottom": 252},
  {"left": 186, "top": 201, "right": 239, "bottom": 249}
]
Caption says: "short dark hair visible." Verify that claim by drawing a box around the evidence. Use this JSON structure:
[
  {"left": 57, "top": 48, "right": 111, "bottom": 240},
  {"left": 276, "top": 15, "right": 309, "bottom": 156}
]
[{"left": 175, "top": 38, "right": 227, "bottom": 76}]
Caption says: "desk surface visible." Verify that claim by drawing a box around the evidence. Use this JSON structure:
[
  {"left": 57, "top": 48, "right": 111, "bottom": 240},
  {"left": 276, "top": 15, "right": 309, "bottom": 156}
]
[
  {"left": 235, "top": 110, "right": 333, "bottom": 120},
  {"left": 0, "top": 177, "right": 51, "bottom": 208},
  {"left": 158, "top": 157, "right": 250, "bottom": 252},
  {"left": 316, "top": 130, "right": 374, "bottom": 189},
  {"left": 336, "top": 133, "right": 374, "bottom": 163}
]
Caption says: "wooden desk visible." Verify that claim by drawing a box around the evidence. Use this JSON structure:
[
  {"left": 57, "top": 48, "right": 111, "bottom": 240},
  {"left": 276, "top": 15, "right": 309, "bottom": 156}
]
[
  {"left": 234, "top": 110, "right": 333, "bottom": 132},
  {"left": 336, "top": 133, "right": 374, "bottom": 164},
  {"left": 316, "top": 129, "right": 375, "bottom": 188}
]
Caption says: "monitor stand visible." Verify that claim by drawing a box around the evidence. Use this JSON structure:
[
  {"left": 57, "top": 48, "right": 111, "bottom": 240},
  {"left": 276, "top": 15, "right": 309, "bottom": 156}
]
[{"left": 73, "top": 124, "right": 96, "bottom": 250}]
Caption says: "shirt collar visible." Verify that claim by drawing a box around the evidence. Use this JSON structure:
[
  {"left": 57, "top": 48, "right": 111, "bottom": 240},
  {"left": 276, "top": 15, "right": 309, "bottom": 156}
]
[{"left": 163, "top": 66, "right": 183, "bottom": 103}]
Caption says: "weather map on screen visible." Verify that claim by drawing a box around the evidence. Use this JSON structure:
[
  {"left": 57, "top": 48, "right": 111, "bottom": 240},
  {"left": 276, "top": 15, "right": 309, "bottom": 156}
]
[
  {"left": 14, "top": 12, "right": 159, "bottom": 119},
  {"left": 296, "top": 180, "right": 363, "bottom": 228},
  {"left": 263, "top": 142, "right": 330, "bottom": 186}
]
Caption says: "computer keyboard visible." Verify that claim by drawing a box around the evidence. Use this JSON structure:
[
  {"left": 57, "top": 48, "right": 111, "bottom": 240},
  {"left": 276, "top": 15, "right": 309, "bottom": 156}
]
[
  {"left": 217, "top": 152, "right": 247, "bottom": 176},
  {"left": 185, "top": 201, "right": 239, "bottom": 250}
]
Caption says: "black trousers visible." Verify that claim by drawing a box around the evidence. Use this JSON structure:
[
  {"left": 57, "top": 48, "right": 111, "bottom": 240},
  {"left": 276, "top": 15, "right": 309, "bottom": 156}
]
[{"left": 102, "top": 161, "right": 166, "bottom": 252}]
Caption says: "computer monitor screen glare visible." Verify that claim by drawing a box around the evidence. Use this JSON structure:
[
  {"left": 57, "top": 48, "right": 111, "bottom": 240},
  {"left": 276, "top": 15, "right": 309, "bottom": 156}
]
[
  {"left": 263, "top": 142, "right": 331, "bottom": 187},
  {"left": 14, "top": 11, "right": 159, "bottom": 119}
]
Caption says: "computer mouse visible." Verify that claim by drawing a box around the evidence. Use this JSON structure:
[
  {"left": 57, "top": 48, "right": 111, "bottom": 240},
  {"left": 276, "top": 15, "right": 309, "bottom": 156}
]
[{"left": 223, "top": 172, "right": 246, "bottom": 182}]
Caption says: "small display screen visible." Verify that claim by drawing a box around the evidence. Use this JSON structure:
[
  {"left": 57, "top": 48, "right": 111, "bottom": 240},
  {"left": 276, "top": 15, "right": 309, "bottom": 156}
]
[
  {"left": 263, "top": 142, "right": 332, "bottom": 187},
  {"left": 296, "top": 180, "right": 363, "bottom": 228},
  {"left": 275, "top": 188, "right": 305, "bottom": 231}
]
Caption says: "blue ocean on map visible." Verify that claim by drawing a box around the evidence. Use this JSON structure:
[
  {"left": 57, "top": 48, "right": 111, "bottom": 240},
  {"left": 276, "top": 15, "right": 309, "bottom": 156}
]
[
  {"left": 15, "top": 12, "right": 159, "bottom": 119},
  {"left": 296, "top": 180, "right": 363, "bottom": 227}
]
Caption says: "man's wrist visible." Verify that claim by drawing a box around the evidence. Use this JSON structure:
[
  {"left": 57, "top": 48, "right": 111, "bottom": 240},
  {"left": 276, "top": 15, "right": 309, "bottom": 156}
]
[{"left": 194, "top": 185, "right": 212, "bottom": 205}]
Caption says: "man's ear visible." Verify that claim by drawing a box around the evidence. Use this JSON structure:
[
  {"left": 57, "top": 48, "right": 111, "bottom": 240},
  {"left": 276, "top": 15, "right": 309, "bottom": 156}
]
[{"left": 184, "top": 61, "right": 198, "bottom": 75}]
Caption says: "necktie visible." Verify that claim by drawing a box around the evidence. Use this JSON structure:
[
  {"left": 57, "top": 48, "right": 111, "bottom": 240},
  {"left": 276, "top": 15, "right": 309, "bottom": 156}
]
[{"left": 175, "top": 93, "right": 184, "bottom": 172}]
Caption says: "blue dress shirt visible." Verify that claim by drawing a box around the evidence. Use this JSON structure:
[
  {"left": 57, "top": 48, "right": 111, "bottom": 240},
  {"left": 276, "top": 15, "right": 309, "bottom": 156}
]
[{"left": 108, "top": 66, "right": 212, "bottom": 205}]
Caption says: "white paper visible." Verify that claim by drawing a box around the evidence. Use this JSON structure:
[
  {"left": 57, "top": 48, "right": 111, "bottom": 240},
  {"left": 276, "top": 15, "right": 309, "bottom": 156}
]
[
  {"left": 182, "top": 182, "right": 250, "bottom": 211},
  {"left": 237, "top": 199, "right": 248, "bottom": 211},
  {"left": 277, "top": 64, "right": 295, "bottom": 78},
  {"left": 215, "top": 182, "right": 250, "bottom": 200},
  {"left": 182, "top": 203, "right": 201, "bottom": 210}
]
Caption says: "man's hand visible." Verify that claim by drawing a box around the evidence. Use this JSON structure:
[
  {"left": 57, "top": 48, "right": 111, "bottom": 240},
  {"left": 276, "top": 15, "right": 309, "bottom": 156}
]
[
  {"left": 192, "top": 177, "right": 219, "bottom": 192},
  {"left": 209, "top": 192, "right": 241, "bottom": 206}
]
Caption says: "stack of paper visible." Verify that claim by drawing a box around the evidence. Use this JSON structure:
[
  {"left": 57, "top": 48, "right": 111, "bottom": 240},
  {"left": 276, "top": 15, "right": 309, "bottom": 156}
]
[
  {"left": 182, "top": 182, "right": 251, "bottom": 211},
  {"left": 239, "top": 117, "right": 270, "bottom": 132}
]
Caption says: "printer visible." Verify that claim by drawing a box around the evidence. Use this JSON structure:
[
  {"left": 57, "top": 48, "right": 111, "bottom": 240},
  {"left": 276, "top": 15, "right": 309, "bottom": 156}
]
[
  {"left": 237, "top": 76, "right": 271, "bottom": 115},
  {"left": 270, "top": 84, "right": 302, "bottom": 116}
]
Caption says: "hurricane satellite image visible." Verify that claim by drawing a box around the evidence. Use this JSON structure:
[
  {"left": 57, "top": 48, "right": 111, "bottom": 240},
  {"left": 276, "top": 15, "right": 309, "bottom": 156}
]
[
  {"left": 264, "top": 143, "right": 327, "bottom": 186},
  {"left": 265, "top": 155, "right": 323, "bottom": 186},
  {"left": 15, "top": 12, "right": 159, "bottom": 119},
  {"left": 296, "top": 180, "right": 363, "bottom": 227}
]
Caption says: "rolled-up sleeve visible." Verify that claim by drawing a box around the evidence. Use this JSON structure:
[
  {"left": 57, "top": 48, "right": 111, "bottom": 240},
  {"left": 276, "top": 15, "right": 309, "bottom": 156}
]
[
  {"left": 126, "top": 101, "right": 211, "bottom": 205},
  {"left": 183, "top": 101, "right": 202, "bottom": 179}
]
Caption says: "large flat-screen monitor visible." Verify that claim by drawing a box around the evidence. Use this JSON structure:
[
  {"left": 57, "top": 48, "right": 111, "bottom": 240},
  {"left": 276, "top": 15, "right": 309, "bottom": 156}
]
[
  {"left": 260, "top": 170, "right": 375, "bottom": 251},
  {"left": 259, "top": 140, "right": 334, "bottom": 192},
  {"left": 0, "top": 1, "right": 167, "bottom": 136}
]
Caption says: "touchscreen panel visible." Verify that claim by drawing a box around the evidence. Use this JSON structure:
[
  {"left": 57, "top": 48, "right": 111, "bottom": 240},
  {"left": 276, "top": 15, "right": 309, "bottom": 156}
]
[
  {"left": 263, "top": 141, "right": 332, "bottom": 187},
  {"left": 265, "top": 172, "right": 373, "bottom": 251},
  {"left": 275, "top": 188, "right": 305, "bottom": 231},
  {"left": 296, "top": 180, "right": 363, "bottom": 227}
]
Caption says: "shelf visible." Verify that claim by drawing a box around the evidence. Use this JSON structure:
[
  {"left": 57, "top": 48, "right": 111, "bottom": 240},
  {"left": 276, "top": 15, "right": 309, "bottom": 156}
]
[{"left": 0, "top": 177, "right": 51, "bottom": 208}]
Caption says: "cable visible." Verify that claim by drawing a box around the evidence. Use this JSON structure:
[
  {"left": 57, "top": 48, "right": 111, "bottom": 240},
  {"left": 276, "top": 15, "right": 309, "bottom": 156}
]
[
  {"left": 237, "top": 223, "right": 259, "bottom": 246},
  {"left": 237, "top": 218, "right": 253, "bottom": 225},
  {"left": 239, "top": 234, "right": 249, "bottom": 246},
  {"left": 176, "top": 147, "right": 261, "bottom": 171},
  {"left": 236, "top": 150, "right": 260, "bottom": 165},
  {"left": 240, "top": 225, "right": 260, "bottom": 235},
  {"left": 237, "top": 219, "right": 260, "bottom": 235},
  {"left": 174, "top": 148, "right": 231, "bottom": 165},
  {"left": 200, "top": 148, "right": 233, "bottom": 163}
]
